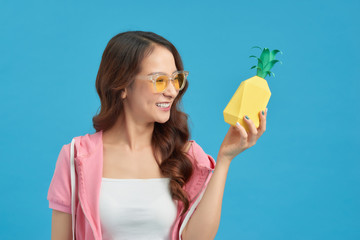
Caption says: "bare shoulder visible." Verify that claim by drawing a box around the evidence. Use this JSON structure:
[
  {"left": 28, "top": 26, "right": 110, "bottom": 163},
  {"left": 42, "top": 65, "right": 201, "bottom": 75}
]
[{"left": 183, "top": 141, "right": 192, "bottom": 153}]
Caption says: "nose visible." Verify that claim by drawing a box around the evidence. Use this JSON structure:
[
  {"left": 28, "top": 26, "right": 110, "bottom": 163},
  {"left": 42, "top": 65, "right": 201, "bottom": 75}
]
[{"left": 163, "top": 79, "right": 178, "bottom": 97}]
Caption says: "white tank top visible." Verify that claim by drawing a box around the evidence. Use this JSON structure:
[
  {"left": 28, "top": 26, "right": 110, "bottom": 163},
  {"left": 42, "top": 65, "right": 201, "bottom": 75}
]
[{"left": 99, "top": 177, "right": 178, "bottom": 240}]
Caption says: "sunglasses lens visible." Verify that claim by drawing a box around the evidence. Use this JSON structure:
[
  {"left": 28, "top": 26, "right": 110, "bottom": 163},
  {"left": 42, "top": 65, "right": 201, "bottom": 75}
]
[
  {"left": 155, "top": 76, "right": 168, "bottom": 92},
  {"left": 154, "top": 72, "right": 187, "bottom": 92},
  {"left": 174, "top": 73, "right": 185, "bottom": 90}
]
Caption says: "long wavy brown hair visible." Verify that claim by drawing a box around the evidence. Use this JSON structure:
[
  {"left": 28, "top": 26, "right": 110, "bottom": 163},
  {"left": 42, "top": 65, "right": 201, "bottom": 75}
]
[{"left": 92, "top": 31, "right": 193, "bottom": 216}]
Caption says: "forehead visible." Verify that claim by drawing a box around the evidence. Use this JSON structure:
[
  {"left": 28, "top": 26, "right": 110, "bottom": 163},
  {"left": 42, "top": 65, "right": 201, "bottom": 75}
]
[{"left": 139, "top": 45, "right": 177, "bottom": 75}]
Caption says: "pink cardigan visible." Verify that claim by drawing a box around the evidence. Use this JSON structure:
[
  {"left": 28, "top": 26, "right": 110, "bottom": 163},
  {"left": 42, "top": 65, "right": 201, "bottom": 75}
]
[{"left": 47, "top": 130, "right": 216, "bottom": 240}]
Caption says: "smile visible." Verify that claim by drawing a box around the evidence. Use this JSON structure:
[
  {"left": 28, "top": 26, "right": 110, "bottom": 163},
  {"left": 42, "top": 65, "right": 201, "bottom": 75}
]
[{"left": 156, "top": 103, "right": 170, "bottom": 108}]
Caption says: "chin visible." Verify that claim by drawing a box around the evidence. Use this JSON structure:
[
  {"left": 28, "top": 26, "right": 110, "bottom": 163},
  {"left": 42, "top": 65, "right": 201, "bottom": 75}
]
[{"left": 156, "top": 117, "right": 170, "bottom": 124}]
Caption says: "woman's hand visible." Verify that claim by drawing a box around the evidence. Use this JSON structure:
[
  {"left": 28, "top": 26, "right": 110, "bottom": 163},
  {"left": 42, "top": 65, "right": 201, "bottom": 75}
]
[{"left": 218, "top": 109, "right": 267, "bottom": 162}]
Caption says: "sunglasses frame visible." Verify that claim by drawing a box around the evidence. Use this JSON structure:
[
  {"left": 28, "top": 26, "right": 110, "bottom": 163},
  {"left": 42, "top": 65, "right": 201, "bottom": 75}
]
[{"left": 138, "top": 70, "right": 189, "bottom": 93}]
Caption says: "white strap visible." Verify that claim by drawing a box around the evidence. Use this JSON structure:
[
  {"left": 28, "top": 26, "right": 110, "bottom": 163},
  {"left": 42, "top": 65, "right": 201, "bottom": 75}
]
[
  {"left": 179, "top": 175, "right": 209, "bottom": 240},
  {"left": 70, "top": 138, "right": 76, "bottom": 240}
]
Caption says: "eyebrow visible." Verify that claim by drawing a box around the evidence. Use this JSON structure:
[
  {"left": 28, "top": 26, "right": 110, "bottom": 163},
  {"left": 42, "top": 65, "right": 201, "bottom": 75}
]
[{"left": 147, "top": 70, "right": 178, "bottom": 76}]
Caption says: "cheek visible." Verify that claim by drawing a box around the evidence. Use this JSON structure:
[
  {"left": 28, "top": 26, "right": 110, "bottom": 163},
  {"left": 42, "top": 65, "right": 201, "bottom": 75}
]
[
  {"left": 144, "top": 82, "right": 155, "bottom": 92},
  {"left": 140, "top": 91, "right": 158, "bottom": 106}
]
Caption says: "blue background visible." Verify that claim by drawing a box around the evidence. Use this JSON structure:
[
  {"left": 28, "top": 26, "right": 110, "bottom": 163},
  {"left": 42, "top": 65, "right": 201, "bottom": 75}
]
[{"left": 1, "top": 0, "right": 359, "bottom": 239}]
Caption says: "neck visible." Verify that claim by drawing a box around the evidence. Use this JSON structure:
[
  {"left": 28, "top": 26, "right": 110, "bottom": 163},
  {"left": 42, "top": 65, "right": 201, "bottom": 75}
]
[{"left": 103, "top": 114, "right": 154, "bottom": 152}]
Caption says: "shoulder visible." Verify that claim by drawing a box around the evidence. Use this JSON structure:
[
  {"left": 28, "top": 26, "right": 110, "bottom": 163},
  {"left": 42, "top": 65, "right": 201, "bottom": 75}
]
[
  {"left": 47, "top": 142, "right": 73, "bottom": 214},
  {"left": 70, "top": 131, "right": 102, "bottom": 157},
  {"left": 183, "top": 141, "right": 192, "bottom": 152},
  {"left": 185, "top": 140, "right": 216, "bottom": 171}
]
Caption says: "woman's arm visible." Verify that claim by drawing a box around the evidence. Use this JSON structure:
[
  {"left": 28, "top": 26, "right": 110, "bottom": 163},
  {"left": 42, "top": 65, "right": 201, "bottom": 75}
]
[
  {"left": 51, "top": 210, "right": 72, "bottom": 240},
  {"left": 181, "top": 156, "right": 231, "bottom": 240},
  {"left": 182, "top": 111, "right": 267, "bottom": 239}
]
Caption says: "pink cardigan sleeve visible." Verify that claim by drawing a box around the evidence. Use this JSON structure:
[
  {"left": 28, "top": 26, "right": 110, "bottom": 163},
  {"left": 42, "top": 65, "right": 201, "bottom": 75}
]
[{"left": 47, "top": 143, "right": 72, "bottom": 214}]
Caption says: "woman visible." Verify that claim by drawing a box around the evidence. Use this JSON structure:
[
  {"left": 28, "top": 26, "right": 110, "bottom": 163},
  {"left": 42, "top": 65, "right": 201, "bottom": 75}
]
[{"left": 47, "top": 31, "right": 267, "bottom": 240}]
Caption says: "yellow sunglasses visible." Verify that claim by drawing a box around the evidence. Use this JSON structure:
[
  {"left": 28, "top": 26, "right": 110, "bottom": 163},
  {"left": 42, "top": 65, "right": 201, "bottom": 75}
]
[{"left": 137, "top": 70, "right": 189, "bottom": 93}]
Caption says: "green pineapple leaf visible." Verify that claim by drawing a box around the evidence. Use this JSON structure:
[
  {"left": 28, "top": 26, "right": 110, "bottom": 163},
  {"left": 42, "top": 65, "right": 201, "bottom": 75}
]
[
  {"left": 250, "top": 46, "right": 282, "bottom": 79},
  {"left": 270, "top": 49, "right": 282, "bottom": 59},
  {"left": 257, "top": 60, "right": 263, "bottom": 72},
  {"left": 263, "top": 59, "right": 280, "bottom": 72},
  {"left": 249, "top": 55, "right": 263, "bottom": 71},
  {"left": 264, "top": 71, "right": 275, "bottom": 78},
  {"left": 250, "top": 65, "right": 262, "bottom": 71},
  {"left": 259, "top": 48, "right": 270, "bottom": 64},
  {"left": 251, "top": 46, "right": 262, "bottom": 51},
  {"left": 256, "top": 67, "right": 263, "bottom": 76}
]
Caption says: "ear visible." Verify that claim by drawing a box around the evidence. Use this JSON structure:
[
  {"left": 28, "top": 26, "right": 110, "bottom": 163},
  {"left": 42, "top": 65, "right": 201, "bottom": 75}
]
[{"left": 121, "top": 88, "right": 127, "bottom": 99}]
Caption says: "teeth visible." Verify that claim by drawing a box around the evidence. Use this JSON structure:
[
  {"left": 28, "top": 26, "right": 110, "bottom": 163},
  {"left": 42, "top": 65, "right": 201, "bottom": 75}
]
[{"left": 156, "top": 103, "right": 170, "bottom": 108}]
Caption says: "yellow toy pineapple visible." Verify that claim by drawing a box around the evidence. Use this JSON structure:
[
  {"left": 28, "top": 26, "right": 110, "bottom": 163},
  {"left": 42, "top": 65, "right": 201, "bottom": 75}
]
[{"left": 223, "top": 46, "right": 282, "bottom": 132}]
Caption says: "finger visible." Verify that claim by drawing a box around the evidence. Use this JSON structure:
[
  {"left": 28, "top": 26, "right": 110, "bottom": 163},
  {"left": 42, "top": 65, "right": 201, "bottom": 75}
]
[
  {"left": 257, "top": 110, "right": 267, "bottom": 136},
  {"left": 243, "top": 115, "right": 258, "bottom": 145},
  {"left": 235, "top": 122, "right": 248, "bottom": 140}
]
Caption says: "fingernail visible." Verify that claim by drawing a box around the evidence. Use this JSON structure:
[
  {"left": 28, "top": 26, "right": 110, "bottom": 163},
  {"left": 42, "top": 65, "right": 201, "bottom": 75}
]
[
  {"left": 245, "top": 115, "right": 249, "bottom": 120},
  {"left": 236, "top": 122, "right": 240, "bottom": 126},
  {"left": 262, "top": 110, "right": 264, "bottom": 116}
]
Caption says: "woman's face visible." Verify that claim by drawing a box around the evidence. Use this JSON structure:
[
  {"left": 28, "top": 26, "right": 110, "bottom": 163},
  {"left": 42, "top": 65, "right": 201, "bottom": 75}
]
[{"left": 122, "top": 44, "right": 179, "bottom": 124}]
